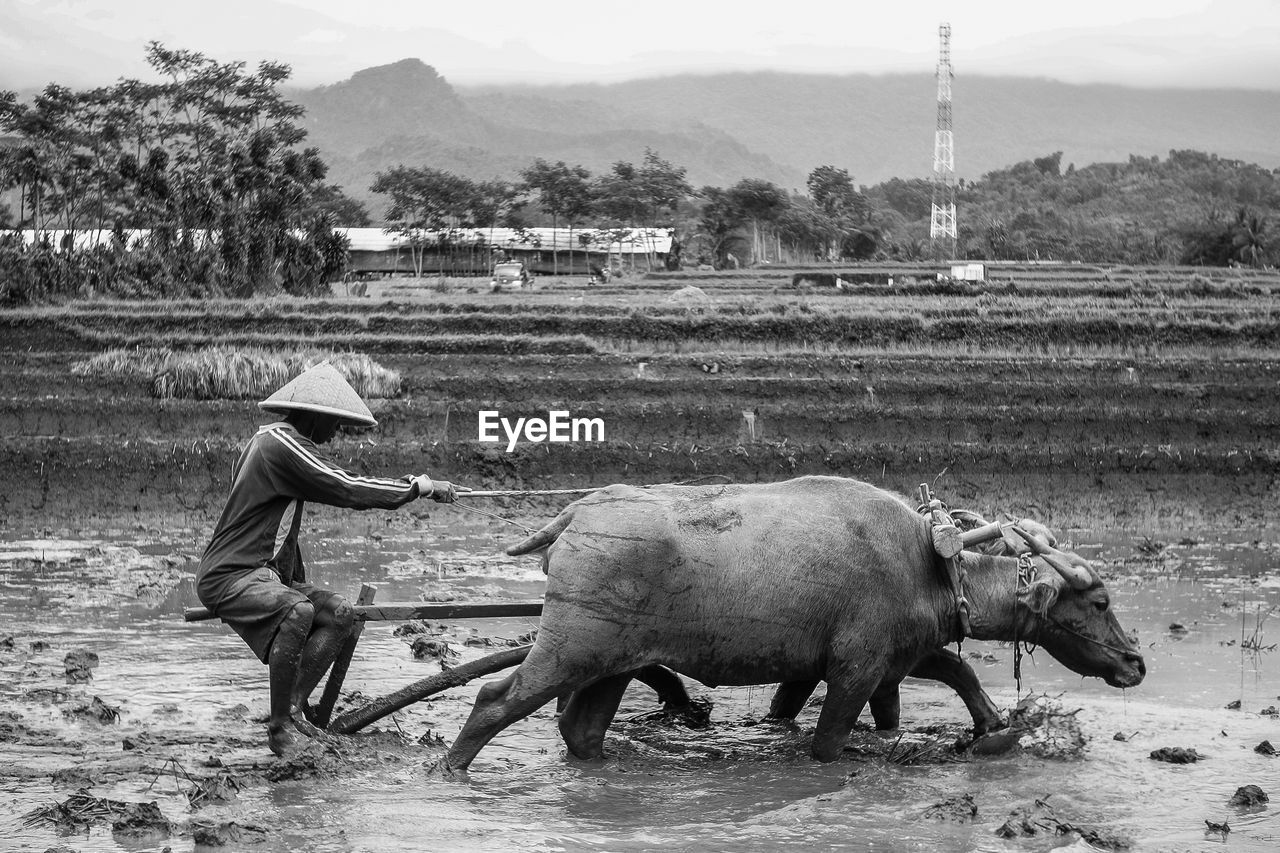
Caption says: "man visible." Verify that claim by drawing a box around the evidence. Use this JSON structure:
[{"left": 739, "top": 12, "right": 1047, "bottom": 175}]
[{"left": 197, "top": 361, "right": 462, "bottom": 756}]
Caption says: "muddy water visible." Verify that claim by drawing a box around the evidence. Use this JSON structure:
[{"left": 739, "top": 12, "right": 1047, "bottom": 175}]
[{"left": 1, "top": 517, "right": 1277, "bottom": 852}]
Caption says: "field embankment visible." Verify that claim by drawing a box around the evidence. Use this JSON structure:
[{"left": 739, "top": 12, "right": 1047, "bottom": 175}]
[{"left": 3, "top": 263, "right": 1279, "bottom": 535}]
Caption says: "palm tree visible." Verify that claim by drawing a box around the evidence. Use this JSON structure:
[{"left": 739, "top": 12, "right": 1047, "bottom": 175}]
[{"left": 1231, "top": 207, "right": 1268, "bottom": 267}]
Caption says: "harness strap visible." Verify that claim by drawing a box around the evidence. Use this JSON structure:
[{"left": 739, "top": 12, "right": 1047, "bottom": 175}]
[
  {"left": 918, "top": 484, "right": 971, "bottom": 644},
  {"left": 1013, "top": 553, "right": 1036, "bottom": 694}
]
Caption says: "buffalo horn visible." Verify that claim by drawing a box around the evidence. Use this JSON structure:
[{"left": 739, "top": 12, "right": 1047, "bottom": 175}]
[{"left": 1010, "top": 524, "right": 1093, "bottom": 590}]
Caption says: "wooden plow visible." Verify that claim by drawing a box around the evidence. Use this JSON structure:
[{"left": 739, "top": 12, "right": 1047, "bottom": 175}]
[{"left": 184, "top": 590, "right": 542, "bottom": 734}]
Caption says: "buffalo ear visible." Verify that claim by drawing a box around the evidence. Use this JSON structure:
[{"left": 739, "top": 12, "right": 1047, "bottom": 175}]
[{"left": 1022, "top": 577, "right": 1061, "bottom": 615}]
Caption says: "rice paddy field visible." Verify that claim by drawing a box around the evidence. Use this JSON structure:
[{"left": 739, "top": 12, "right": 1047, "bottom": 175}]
[{"left": 2, "top": 261, "right": 1279, "bottom": 535}]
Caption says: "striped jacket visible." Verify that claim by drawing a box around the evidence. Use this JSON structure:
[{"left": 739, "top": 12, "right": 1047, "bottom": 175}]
[{"left": 197, "top": 421, "right": 420, "bottom": 606}]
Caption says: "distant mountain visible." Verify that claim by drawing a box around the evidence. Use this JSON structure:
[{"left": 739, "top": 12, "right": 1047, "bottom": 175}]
[
  {"left": 494, "top": 72, "right": 1280, "bottom": 187},
  {"left": 293, "top": 60, "right": 1280, "bottom": 218},
  {"left": 293, "top": 59, "right": 799, "bottom": 215}
]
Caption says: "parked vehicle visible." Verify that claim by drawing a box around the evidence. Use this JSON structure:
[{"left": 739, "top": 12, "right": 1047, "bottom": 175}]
[{"left": 491, "top": 262, "right": 533, "bottom": 292}]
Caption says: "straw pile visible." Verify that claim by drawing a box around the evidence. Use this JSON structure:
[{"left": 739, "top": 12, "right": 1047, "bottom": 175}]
[{"left": 73, "top": 347, "right": 401, "bottom": 400}]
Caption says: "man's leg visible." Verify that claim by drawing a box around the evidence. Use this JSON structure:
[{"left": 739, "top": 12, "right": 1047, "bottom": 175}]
[
  {"left": 292, "top": 592, "right": 355, "bottom": 721},
  {"left": 267, "top": 600, "right": 315, "bottom": 756}
]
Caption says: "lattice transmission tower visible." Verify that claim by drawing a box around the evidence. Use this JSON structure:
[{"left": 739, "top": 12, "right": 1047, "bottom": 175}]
[{"left": 929, "top": 23, "right": 957, "bottom": 258}]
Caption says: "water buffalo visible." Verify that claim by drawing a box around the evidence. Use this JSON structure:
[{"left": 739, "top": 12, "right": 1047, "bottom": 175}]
[
  {"left": 439, "top": 477, "right": 1144, "bottom": 772},
  {"left": 562, "top": 508, "right": 1044, "bottom": 734}
]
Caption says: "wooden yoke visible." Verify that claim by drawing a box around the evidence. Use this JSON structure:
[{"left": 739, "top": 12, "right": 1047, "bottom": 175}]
[{"left": 918, "top": 483, "right": 972, "bottom": 640}]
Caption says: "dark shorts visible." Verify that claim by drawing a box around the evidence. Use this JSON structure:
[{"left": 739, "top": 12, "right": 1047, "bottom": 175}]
[{"left": 210, "top": 566, "right": 340, "bottom": 663}]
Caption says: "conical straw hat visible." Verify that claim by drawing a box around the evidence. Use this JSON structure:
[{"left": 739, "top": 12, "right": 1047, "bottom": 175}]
[{"left": 259, "top": 361, "right": 377, "bottom": 426}]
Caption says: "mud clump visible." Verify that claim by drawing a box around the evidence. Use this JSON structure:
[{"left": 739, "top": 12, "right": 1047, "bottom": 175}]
[
  {"left": 996, "top": 797, "right": 1130, "bottom": 850},
  {"left": 191, "top": 819, "right": 269, "bottom": 846},
  {"left": 63, "top": 648, "right": 100, "bottom": 683},
  {"left": 214, "top": 703, "right": 250, "bottom": 721},
  {"left": 410, "top": 636, "right": 458, "bottom": 663},
  {"left": 1150, "top": 746, "right": 1203, "bottom": 763},
  {"left": 63, "top": 695, "right": 121, "bottom": 724},
  {"left": 110, "top": 800, "right": 171, "bottom": 837},
  {"left": 1228, "top": 785, "right": 1268, "bottom": 807},
  {"left": 188, "top": 774, "right": 242, "bottom": 809},
  {"left": 23, "top": 789, "right": 170, "bottom": 837},
  {"left": 26, "top": 686, "right": 72, "bottom": 704},
  {"left": 393, "top": 620, "right": 446, "bottom": 638},
  {"left": 1256, "top": 740, "right": 1276, "bottom": 756},
  {"left": 0, "top": 709, "right": 27, "bottom": 741},
  {"left": 978, "top": 694, "right": 1085, "bottom": 760},
  {"left": 924, "top": 793, "right": 978, "bottom": 823},
  {"left": 51, "top": 766, "right": 96, "bottom": 786},
  {"left": 264, "top": 747, "right": 341, "bottom": 782}
]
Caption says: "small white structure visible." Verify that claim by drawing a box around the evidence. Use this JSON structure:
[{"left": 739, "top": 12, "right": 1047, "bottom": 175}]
[{"left": 949, "top": 262, "right": 986, "bottom": 282}]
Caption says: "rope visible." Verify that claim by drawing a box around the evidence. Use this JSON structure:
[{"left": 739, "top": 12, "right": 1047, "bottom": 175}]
[
  {"left": 451, "top": 501, "right": 536, "bottom": 532},
  {"left": 1042, "top": 615, "right": 1138, "bottom": 657},
  {"left": 460, "top": 475, "right": 732, "bottom": 500},
  {"left": 461, "top": 487, "right": 606, "bottom": 498}
]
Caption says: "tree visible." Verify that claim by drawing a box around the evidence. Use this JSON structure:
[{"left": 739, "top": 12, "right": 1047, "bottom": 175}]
[
  {"left": 304, "top": 185, "right": 370, "bottom": 226},
  {"left": 520, "top": 159, "right": 594, "bottom": 275},
  {"left": 694, "top": 186, "right": 742, "bottom": 268},
  {"left": 1232, "top": 207, "right": 1268, "bottom": 267},
  {"left": 727, "top": 179, "right": 788, "bottom": 265},
  {"left": 370, "top": 165, "right": 475, "bottom": 276},
  {"left": 0, "top": 42, "right": 346, "bottom": 297},
  {"left": 1033, "top": 151, "right": 1063, "bottom": 177},
  {"left": 469, "top": 179, "right": 519, "bottom": 271},
  {"left": 807, "top": 165, "right": 857, "bottom": 217},
  {"left": 634, "top": 149, "right": 691, "bottom": 269},
  {"left": 873, "top": 177, "right": 934, "bottom": 222},
  {"left": 777, "top": 196, "right": 832, "bottom": 262}
]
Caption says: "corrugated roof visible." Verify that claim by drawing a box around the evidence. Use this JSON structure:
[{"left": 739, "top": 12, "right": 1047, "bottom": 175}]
[{"left": 340, "top": 227, "right": 673, "bottom": 254}]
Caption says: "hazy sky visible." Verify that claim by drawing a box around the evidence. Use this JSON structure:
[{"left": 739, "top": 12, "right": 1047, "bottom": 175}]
[{"left": 3, "top": 0, "right": 1279, "bottom": 90}]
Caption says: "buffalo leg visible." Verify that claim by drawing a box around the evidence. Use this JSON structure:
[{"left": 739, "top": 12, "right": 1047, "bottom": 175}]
[
  {"left": 868, "top": 680, "right": 901, "bottom": 730},
  {"left": 440, "top": 645, "right": 586, "bottom": 772},
  {"left": 908, "top": 648, "right": 1002, "bottom": 734},
  {"left": 558, "top": 673, "right": 633, "bottom": 759},
  {"left": 766, "top": 680, "right": 820, "bottom": 720},
  {"left": 774, "top": 650, "right": 1001, "bottom": 734},
  {"left": 810, "top": 660, "right": 882, "bottom": 762},
  {"left": 632, "top": 664, "right": 691, "bottom": 708},
  {"left": 556, "top": 664, "right": 688, "bottom": 717}
]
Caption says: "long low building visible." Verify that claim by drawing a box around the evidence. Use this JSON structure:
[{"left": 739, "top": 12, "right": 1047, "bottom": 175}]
[{"left": 340, "top": 226, "right": 674, "bottom": 276}]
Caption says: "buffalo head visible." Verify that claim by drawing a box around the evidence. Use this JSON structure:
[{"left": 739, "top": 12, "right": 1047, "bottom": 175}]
[{"left": 1011, "top": 525, "right": 1145, "bottom": 689}]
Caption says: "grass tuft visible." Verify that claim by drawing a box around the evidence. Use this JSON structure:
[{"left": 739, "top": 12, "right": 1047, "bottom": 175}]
[{"left": 74, "top": 347, "right": 401, "bottom": 400}]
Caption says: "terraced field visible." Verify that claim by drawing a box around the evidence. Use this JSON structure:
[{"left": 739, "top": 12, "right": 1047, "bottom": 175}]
[{"left": 3, "top": 262, "right": 1279, "bottom": 534}]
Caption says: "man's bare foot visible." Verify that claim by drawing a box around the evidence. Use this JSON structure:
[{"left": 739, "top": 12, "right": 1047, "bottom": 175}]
[{"left": 268, "top": 722, "right": 305, "bottom": 758}]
